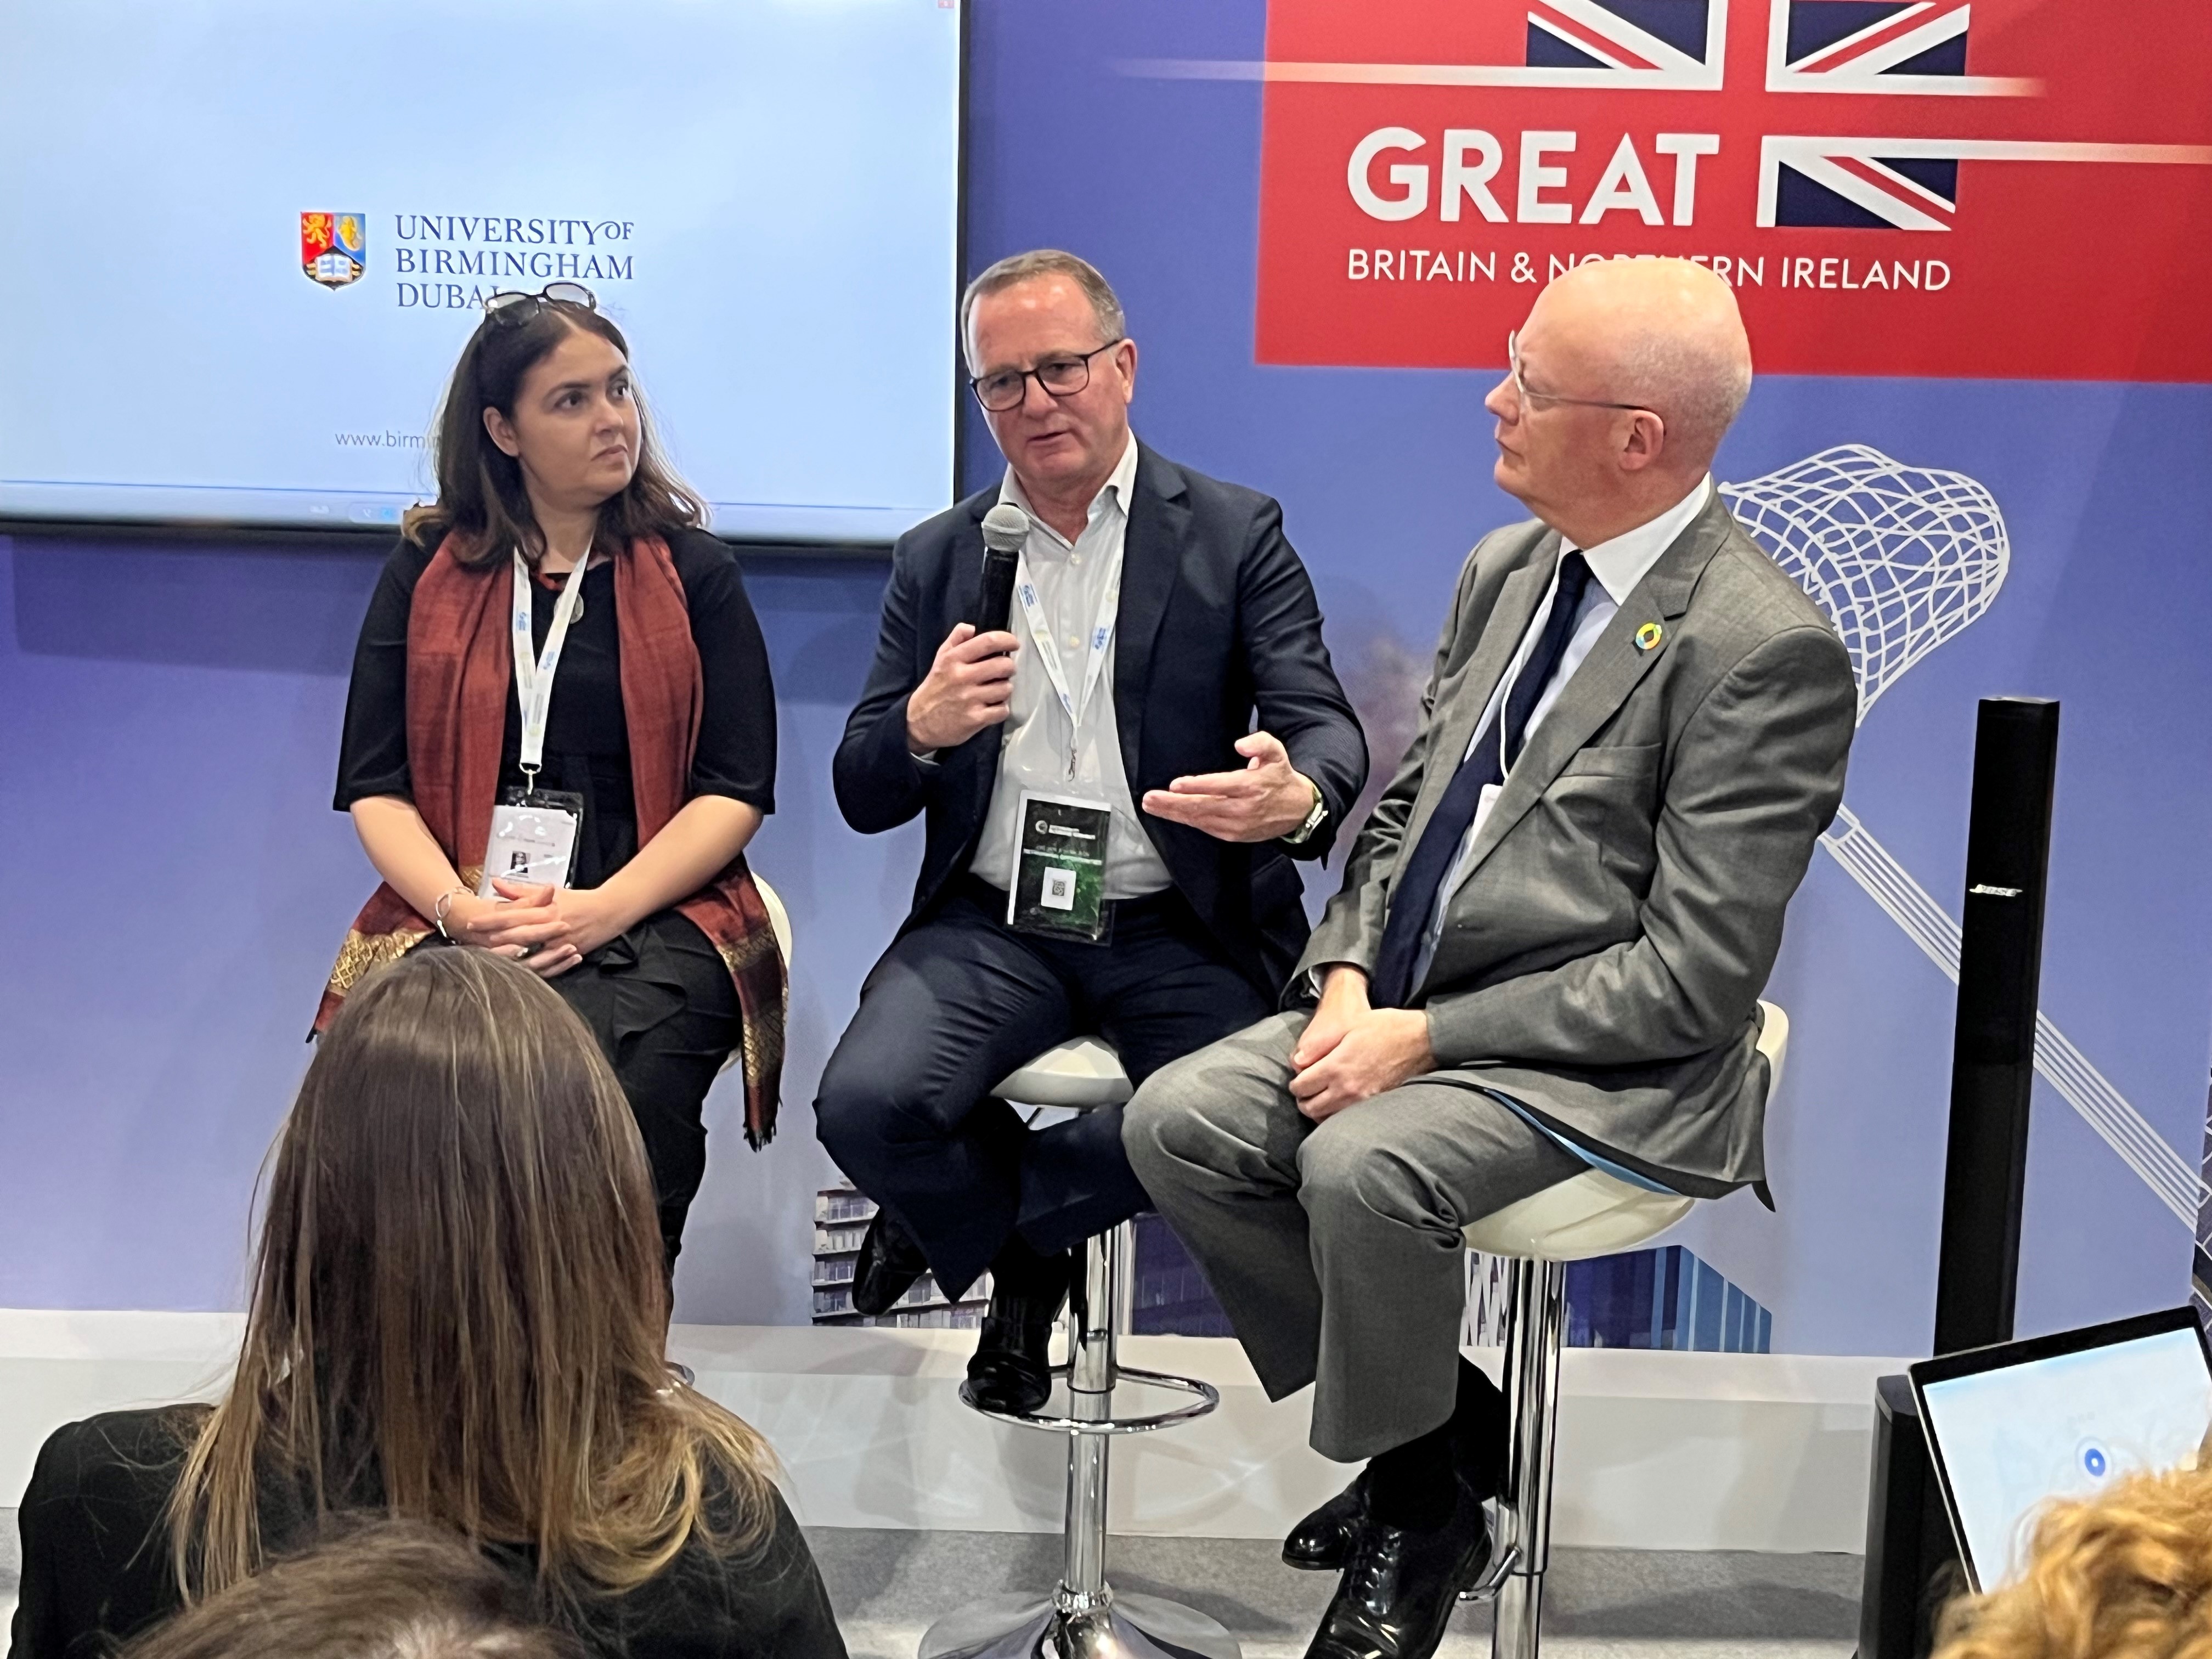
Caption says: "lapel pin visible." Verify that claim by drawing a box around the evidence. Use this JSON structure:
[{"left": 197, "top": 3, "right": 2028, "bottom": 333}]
[{"left": 1635, "top": 621, "right": 1664, "bottom": 653}]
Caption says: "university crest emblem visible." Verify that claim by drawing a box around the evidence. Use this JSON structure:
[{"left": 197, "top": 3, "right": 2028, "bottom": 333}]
[{"left": 301, "top": 212, "right": 366, "bottom": 289}]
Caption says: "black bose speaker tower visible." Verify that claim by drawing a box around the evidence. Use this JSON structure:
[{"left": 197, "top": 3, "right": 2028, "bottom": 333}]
[
  {"left": 1855, "top": 697, "right": 2060, "bottom": 1659},
  {"left": 1931, "top": 697, "right": 2062, "bottom": 1354}
]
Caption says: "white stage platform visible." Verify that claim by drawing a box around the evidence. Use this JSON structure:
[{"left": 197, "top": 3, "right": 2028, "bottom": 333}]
[{"left": 0, "top": 1311, "right": 1901, "bottom": 1553}]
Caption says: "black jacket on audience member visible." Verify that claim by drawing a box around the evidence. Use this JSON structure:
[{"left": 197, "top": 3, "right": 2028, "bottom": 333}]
[
  {"left": 833, "top": 444, "right": 1368, "bottom": 997},
  {"left": 8, "top": 1410, "right": 846, "bottom": 1659}
]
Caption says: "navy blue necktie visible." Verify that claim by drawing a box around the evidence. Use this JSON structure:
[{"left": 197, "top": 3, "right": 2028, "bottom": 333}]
[{"left": 1368, "top": 551, "right": 1593, "bottom": 1009}]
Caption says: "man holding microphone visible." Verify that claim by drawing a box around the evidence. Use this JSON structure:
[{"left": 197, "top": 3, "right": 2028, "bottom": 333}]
[{"left": 816, "top": 250, "right": 1366, "bottom": 1412}]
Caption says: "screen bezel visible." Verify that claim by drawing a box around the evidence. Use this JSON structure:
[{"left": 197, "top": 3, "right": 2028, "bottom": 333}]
[
  {"left": 1910, "top": 1303, "right": 2212, "bottom": 1593},
  {"left": 0, "top": 3, "right": 971, "bottom": 554}
]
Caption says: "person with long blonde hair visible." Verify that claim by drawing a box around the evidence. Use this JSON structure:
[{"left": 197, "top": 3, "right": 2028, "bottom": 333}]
[
  {"left": 1933, "top": 1460, "right": 2212, "bottom": 1659},
  {"left": 8, "top": 949, "right": 843, "bottom": 1659}
]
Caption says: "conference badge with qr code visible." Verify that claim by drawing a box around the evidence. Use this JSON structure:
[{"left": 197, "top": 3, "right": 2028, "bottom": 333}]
[{"left": 1008, "top": 791, "right": 1112, "bottom": 944}]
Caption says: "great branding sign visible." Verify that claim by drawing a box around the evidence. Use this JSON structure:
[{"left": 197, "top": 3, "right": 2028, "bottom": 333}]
[{"left": 1252, "top": 0, "right": 2212, "bottom": 380}]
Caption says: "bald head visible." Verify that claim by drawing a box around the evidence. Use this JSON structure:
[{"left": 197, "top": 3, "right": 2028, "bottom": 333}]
[
  {"left": 1486, "top": 258, "right": 1752, "bottom": 545},
  {"left": 1530, "top": 258, "right": 1751, "bottom": 469}
]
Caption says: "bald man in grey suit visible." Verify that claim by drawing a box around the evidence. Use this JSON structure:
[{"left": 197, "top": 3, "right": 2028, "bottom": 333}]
[{"left": 1124, "top": 259, "right": 1858, "bottom": 1659}]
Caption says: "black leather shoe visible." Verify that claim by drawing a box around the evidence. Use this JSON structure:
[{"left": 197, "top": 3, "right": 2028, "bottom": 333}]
[
  {"left": 960, "top": 1310, "right": 1057, "bottom": 1414},
  {"left": 850, "top": 1208, "right": 929, "bottom": 1318},
  {"left": 1293, "top": 1362, "right": 1506, "bottom": 1575},
  {"left": 959, "top": 1246, "right": 1073, "bottom": 1415},
  {"left": 1284, "top": 1469, "right": 1368, "bottom": 1571},
  {"left": 1303, "top": 1482, "right": 1492, "bottom": 1659}
]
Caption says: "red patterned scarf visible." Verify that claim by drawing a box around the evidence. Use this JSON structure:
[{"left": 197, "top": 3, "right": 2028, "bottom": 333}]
[{"left": 315, "top": 533, "right": 787, "bottom": 1146}]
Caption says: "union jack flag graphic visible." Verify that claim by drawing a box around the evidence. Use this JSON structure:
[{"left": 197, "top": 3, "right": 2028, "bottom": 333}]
[
  {"left": 1767, "top": 137, "right": 1963, "bottom": 229},
  {"left": 1762, "top": 0, "right": 2053, "bottom": 228},
  {"left": 1770, "top": 0, "right": 1978, "bottom": 91},
  {"left": 1523, "top": 0, "right": 1722, "bottom": 84}
]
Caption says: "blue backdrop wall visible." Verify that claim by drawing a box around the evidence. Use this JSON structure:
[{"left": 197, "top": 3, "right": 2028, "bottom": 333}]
[{"left": 4, "top": 0, "right": 2207, "bottom": 1355}]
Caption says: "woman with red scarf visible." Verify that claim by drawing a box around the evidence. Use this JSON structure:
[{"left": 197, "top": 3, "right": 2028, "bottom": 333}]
[{"left": 322, "top": 284, "right": 785, "bottom": 1269}]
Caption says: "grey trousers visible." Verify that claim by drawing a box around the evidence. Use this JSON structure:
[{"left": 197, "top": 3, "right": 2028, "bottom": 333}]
[{"left": 1124, "top": 1011, "right": 1585, "bottom": 1463}]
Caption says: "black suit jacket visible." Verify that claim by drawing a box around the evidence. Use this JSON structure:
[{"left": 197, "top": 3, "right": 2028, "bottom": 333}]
[
  {"left": 8, "top": 1409, "right": 845, "bottom": 1659},
  {"left": 834, "top": 444, "right": 1367, "bottom": 996}
]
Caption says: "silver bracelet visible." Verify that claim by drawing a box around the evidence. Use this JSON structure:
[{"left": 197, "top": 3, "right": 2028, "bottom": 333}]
[{"left": 433, "top": 885, "right": 469, "bottom": 940}]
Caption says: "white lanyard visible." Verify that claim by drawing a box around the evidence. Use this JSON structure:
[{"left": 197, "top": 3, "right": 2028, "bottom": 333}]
[
  {"left": 1014, "top": 543, "right": 1121, "bottom": 782},
  {"left": 510, "top": 548, "right": 592, "bottom": 784}
]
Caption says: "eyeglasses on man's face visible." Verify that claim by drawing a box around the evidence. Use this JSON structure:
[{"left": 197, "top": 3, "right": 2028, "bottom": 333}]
[
  {"left": 970, "top": 338, "right": 1125, "bottom": 414},
  {"left": 1505, "top": 330, "right": 1651, "bottom": 416}
]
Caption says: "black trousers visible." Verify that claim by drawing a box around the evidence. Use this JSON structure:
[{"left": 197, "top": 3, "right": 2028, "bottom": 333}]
[
  {"left": 419, "top": 911, "right": 738, "bottom": 1270},
  {"left": 814, "top": 878, "right": 1271, "bottom": 1298}
]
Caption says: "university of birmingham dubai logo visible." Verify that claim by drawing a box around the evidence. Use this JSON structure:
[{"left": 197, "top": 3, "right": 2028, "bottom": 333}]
[
  {"left": 1241, "top": 0, "right": 2212, "bottom": 380},
  {"left": 301, "top": 212, "right": 366, "bottom": 289}
]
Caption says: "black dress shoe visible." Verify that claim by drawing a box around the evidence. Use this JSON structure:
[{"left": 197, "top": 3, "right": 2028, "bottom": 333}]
[
  {"left": 960, "top": 1310, "right": 1057, "bottom": 1414},
  {"left": 1303, "top": 1482, "right": 1492, "bottom": 1659},
  {"left": 1284, "top": 1469, "right": 1368, "bottom": 1571},
  {"left": 1294, "top": 1361, "right": 1508, "bottom": 1571},
  {"left": 959, "top": 1245, "right": 1073, "bottom": 1415},
  {"left": 850, "top": 1208, "right": 930, "bottom": 1318}
]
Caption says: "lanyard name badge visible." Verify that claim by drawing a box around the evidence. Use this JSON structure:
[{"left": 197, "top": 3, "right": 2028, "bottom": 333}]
[
  {"left": 1007, "top": 548, "right": 1118, "bottom": 943},
  {"left": 477, "top": 550, "right": 588, "bottom": 898}
]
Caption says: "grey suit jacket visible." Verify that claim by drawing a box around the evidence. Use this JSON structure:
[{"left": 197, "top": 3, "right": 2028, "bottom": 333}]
[{"left": 1298, "top": 494, "right": 1857, "bottom": 1199}]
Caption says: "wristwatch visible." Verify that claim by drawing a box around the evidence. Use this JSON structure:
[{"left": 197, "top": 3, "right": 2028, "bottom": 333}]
[{"left": 1283, "top": 777, "right": 1328, "bottom": 847}]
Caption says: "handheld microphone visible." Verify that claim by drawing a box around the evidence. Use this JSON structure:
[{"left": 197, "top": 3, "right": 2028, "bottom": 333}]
[{"left": 972, "top": 503, "right": 1029, "bottom": 635}]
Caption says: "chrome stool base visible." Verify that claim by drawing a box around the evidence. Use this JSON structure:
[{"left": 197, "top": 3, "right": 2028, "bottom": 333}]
[
  {"left": 919, "top": 1591, "right": 1239, "bottom": 1659},
  {"left": 926, "top": 1040, "right": 1236, "bottom": 1659}
]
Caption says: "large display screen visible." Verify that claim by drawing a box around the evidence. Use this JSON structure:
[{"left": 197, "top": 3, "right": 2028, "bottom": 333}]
[{"left": 0, "top": 0, "right": 961, "bottom": 541}]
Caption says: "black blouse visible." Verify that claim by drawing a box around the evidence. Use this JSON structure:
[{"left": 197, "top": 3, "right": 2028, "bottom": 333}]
[
  {"left": 336, "top": 529, "right": 776, "bottom": 890},
  {"left": 8, "top": 1409, "right": 848, "bottom": 1659}
]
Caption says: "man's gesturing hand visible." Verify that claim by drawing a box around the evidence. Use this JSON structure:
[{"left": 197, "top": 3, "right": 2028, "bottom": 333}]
[
  {"left": 1289, "top": 964, "right": 1436, "bottom": 1121},
  {"left": 1141, "top": 730, "right": 1318, "bottom": 844},
  {"left": 906, "top": 623, "right": 1020, "bottom": 753}
]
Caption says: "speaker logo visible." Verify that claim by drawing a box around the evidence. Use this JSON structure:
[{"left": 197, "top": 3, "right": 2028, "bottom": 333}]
[{"left": 301, "top": 212, "right": 366, "bottom": 289}]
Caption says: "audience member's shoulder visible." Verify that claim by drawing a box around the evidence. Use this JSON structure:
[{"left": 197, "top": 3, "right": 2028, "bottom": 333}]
[
  {"left": 600, "top": 1481, "right": 840, "bottom": 1658},
  {"left": 690, "top": 1458, "right": 806, "bottom": 1568},
  {"left": 26, "top": 1406, "right": 202, "bottom": 1514}
]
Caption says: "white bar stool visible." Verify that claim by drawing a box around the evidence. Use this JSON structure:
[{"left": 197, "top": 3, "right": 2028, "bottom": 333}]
[
  {"left": 1461, "top": 1002, "right": 1791, "bottom": 1659},
  {"left": 751, "top": 874, "right": 793, "bottom": 967},
  {"left": 918, "top": 1036, "right": 1240, "bottom": 1659}
]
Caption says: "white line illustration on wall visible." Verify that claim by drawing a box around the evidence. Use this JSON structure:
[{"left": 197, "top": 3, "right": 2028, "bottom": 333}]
[{"left": 1722, "top": 444, "right": 2202, "bottom": 1225}]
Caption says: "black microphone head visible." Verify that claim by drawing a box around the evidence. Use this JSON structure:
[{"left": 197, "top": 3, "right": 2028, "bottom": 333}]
[{"left": 981, "top": 503, "right": 1031, "bottom": 556}]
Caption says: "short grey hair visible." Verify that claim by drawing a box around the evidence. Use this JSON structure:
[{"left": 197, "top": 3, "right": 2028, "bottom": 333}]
[
  {"left": 961, "top": 250, "right": 1126, "bottom": 368},
  {"left": 1617, "top": 331, "right": 1753, "bottom": 459}
]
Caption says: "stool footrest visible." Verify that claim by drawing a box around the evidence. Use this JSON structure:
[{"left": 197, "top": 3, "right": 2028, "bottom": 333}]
[
  {"left": 1459, "top": 1529, "right": 1521, "bottom": 1604},
  {"left": 964, "top": 1364, "right": 1220, "bottom": 1435}
]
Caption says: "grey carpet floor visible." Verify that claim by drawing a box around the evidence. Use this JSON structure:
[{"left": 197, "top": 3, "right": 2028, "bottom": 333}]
[
  {"left": 2, "top": 1510, "right": 1863, "bottom": 1658},
  {"left": 808, "top": 1527, "right": 1861, "bottom": 1659}
]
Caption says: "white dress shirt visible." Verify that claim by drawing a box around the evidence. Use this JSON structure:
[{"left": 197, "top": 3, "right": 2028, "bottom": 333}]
[
  {"left": 969, "top": 434, "right": 1173, "bottom": 900},
  {"left": 1409, "top": 475, "right": 1714, "bottom": 986}
]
